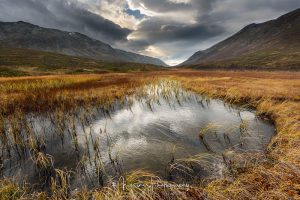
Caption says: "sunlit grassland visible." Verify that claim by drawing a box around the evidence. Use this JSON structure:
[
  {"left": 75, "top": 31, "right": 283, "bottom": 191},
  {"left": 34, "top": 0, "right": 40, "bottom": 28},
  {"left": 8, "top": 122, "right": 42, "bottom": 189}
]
[
  {"left": 0, "top": 73, "right": 156, "bottom": 115},
  {"left": 0, "top": 70, "right": 299, "bottom": 199}
]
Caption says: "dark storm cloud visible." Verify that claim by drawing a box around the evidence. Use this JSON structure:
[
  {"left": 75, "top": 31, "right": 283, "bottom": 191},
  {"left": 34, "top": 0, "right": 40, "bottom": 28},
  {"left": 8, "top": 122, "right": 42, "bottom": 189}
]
[
  {"left": 124, "top": 0, "right": 300, "bottom": 64},
  {"left": 133, "top": 19, "right": 225, "bottom": 43},
  {"left": 237, "top": 0, "right": 300, "bottom": 11},
  {"left": 0, "top": 0, "right": 131, "bottom": 44},
  {"left": 122, "top": 40, "right": 151, "bottom": 52},
  {"left": 128, "top": 0, "right": 300, "bottom": 44}
]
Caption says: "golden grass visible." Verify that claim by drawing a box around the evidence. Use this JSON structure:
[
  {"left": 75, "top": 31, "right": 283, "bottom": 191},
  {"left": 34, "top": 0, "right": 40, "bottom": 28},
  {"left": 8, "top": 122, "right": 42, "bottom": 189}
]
[
  {"left": 171, "top": 70, "right": 300, "bottom": 199},
  {"left": 0, "top": 70, "right": 299, "bottom": 199},
  {"left": 0, "top": 179, "right": 26, "bottom": 200},
  {"left": 0, "top": 73, "right": 153, "bottom": 115}
]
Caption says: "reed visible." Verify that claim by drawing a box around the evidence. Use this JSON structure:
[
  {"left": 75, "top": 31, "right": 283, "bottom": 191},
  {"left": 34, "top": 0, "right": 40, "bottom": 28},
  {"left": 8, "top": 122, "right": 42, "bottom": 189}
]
[
  {"left": 198, "top": 123, "right": 220, "bottom": 152},
  {"left": 50, "top": 169, "right": 71, "bottom": 200},
  {"left": 0, "top": 70, "right": 298, "bottom": 199}
]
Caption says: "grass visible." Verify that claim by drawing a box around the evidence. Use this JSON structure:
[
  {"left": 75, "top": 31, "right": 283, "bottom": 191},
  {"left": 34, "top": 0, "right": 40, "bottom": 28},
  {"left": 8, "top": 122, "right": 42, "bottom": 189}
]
[
  {"left": 0, "top": 48, "right": 166, "bottom": 76},
  {"left": 183, "top": 50, "right": 300, "bottom": 70},
  {"left": 0, "top": 179, "right": 26, "bottom": 200},
  {"left": 172, "top": 70, "right": 300, "bottom": 199},
  {"left": 0, "top": 74, "right": 155, "bottom": 114},
  {"left": 0, "top": 67, "right": 29, "bottom": 77},
  {"left": 0, "top": 70, "right": 299, "bottom": 199}
]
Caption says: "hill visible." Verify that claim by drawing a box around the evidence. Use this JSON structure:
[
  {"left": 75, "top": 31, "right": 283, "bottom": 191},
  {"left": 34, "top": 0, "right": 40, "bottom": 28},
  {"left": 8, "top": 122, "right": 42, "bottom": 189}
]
[
  {"left": 0, "top": 21, "right": 167, "bottom": 67},
  {"left": 0, "top": 48, "right": 165, "bottom": 76},
  {"left": 181, "top": 8, "right": 300, "bottom": 70}
]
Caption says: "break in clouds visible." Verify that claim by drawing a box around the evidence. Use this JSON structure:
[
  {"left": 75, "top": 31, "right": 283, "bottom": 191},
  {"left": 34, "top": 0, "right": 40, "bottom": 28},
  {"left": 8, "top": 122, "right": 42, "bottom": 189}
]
[{"left": 0, "top": 0, "right": 299, "bottom": 65}]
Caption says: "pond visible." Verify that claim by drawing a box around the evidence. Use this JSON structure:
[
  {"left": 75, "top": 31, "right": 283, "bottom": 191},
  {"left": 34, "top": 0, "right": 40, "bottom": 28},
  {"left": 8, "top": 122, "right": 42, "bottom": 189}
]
[{"left": 1, "top": 80, "right": 275, "bottom": 190}]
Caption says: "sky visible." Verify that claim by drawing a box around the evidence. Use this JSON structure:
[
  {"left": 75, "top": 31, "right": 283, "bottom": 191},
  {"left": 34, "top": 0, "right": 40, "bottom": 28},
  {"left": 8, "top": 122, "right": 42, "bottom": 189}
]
[{"left": 0, "top": 0, "right": 299, "bottom": 65}]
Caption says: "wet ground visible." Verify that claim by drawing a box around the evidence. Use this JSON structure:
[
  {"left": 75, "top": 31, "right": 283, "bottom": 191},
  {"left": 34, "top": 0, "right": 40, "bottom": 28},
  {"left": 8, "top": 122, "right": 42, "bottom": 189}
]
[{"left": 2, "top": 80, "right": 275, "bottom": 189}]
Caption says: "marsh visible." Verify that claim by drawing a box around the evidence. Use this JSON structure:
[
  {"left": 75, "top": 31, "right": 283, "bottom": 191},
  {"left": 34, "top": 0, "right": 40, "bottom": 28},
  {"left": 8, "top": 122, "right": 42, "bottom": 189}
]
[{"left": 1, "top": 80, "right": 275, "bottom": 190}]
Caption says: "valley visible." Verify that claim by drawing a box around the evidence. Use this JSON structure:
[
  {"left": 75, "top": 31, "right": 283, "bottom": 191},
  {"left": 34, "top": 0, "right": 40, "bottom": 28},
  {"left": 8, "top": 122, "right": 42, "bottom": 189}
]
[{"left": 0, "top": 5, "right": 299, "bottom": 200}]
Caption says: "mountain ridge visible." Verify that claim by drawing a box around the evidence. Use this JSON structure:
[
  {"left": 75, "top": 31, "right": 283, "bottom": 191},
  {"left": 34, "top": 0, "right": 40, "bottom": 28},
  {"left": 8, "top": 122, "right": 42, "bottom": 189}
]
[
  {"left": 0, "top": 21, "right": 167, "bottom": 67},
  {"left": 181, "top": 8, "right": 300, "bottom": 69}
]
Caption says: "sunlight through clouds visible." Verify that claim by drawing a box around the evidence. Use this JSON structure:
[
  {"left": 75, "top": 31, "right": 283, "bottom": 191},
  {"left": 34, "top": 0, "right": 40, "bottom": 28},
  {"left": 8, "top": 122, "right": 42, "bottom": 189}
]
[{"left": 138, "top": 45, "right": 167, "bottom": 58}]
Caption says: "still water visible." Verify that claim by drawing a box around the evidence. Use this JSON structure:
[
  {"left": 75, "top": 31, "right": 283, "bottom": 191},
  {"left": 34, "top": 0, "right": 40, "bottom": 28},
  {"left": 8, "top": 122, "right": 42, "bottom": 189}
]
[{"left": 3, "top": 81, "right": 275, "bottom": 189}]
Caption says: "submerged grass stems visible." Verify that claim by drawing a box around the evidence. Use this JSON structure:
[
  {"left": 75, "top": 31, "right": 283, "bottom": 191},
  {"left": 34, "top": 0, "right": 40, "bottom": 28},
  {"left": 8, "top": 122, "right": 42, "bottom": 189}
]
[
  {"left": 0, "top": 70, "right": 298, "bottom": 199},
  {"left": 50, "top": 169, "right": 72, "bottom": 199}
]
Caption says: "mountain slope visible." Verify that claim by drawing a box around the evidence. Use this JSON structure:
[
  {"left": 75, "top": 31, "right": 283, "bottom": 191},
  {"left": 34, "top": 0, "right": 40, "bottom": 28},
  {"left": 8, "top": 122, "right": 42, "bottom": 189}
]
[
  {"left": 0, "top": 21, "right": 167, "bottom": 67},
  {"left": 181, "top": 8, "right": 300, "bottom": 69},
  {"left": 0, "top": 48, "right": 166, "bottom": 76}
]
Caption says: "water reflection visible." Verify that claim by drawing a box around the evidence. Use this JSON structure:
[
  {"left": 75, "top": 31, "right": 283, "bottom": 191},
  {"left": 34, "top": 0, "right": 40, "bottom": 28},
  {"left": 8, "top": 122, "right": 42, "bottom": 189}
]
[{"left": 1, "top": 80, "right": 275, "bottom": 190}]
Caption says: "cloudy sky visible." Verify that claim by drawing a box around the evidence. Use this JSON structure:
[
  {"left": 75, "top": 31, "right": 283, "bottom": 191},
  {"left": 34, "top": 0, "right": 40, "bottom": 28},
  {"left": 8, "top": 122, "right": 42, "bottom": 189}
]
[{"left": 0, "top": 0, "right": 299, "bottom": 65}]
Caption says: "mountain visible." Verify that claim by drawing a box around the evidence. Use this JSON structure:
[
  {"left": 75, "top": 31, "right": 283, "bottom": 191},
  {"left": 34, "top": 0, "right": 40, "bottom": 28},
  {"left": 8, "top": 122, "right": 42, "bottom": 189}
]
[
  {"left": 0, "top": 21, "right": 167, "bottom": 67},
  {"left": 181, "top": 8, "right": 300, "bottom": 70}
]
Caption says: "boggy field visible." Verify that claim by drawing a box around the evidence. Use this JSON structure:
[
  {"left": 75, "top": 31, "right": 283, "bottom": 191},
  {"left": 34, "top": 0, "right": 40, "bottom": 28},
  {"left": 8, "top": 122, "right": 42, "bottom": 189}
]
[{"left": 0, "top": 70, "right": 299, "bottom": 200}]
